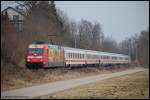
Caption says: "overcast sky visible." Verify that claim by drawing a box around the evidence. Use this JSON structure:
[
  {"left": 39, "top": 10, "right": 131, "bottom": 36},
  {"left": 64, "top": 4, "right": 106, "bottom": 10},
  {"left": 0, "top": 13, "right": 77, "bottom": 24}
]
[{"left": 1, "top": 1, "right": 149, "bottom": 43}]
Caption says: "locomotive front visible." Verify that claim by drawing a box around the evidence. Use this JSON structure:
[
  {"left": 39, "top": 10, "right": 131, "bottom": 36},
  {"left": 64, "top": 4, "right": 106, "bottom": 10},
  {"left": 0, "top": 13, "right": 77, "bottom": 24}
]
[{"left": 25, "top": 44, "right": 47, "bottom": 68}]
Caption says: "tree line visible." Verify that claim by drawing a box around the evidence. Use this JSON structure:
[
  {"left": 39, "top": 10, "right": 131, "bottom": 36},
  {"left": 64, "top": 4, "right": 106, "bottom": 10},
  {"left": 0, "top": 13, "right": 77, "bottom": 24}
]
[{"left": 1, "top": 1, "right": 149, "bottom": 67}]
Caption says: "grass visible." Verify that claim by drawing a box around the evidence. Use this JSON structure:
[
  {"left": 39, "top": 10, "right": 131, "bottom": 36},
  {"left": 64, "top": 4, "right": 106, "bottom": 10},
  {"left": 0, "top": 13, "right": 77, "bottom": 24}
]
[
  {"left": 1, "top": 63, "right": 142, "bottom": 92},
  {"left": 39, "top": 70, "right": 149, "bottom": 99}
]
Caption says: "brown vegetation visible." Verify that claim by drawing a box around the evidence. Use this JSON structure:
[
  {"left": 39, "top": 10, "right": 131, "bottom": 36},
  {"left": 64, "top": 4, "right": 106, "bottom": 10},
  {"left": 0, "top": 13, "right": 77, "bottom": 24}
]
[
  {"left": 1, "top": 65, "right": 134, "bottom": 92},
  {"left": 1, "top": 1, "right": 149, "bottom": 68},
  {"left": 39, "top": 70, "right": 149, "bottom": 99},
  {"left": 1, "top": 1, "right": 149, "bottom": 93}
]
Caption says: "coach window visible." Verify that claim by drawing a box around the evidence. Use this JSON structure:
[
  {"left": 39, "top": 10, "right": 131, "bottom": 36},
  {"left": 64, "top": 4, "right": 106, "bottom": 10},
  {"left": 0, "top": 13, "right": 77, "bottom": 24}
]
[
  {"left": 68, "top": 53, "right": 70, "bottom": 58},
  {"left": 76, "top": 53, "right": 77, "bottom": 58},
  {"left": 75, "top": 53, "right": 76, "bottom": 58},
  {"left": 71, "top": 53, "right": 72, "bottom": 58},
  {"left": 67, "top": 53, "right": 68, "bottom": 58},
  {"left": 69, "top": 53, "right": 71, "bottom": 58},
  {"left": 70, "top": 53, "right": 71, "bottom": 58},
  {"left": 76, "top": 54, "right": 77, "bottom": 58},
  {"left": 73, "top": 53, "right": 75, "bottom": 58}
]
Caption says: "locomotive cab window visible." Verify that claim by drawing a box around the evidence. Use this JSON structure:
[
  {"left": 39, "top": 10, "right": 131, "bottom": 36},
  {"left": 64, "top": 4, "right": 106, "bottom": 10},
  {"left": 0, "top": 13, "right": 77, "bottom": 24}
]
[{"left": 28, "top": 48, "right": 43, "bottom": 54}]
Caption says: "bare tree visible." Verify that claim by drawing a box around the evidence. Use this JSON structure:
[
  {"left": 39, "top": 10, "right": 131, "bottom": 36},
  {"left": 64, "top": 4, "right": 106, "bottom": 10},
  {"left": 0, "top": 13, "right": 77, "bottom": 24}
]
[
  {"left": 102, "top": 36, "right": 118, "bottom": 53},
  {"left": 92, "top": 22, "right": 104, "bottom": 50}
]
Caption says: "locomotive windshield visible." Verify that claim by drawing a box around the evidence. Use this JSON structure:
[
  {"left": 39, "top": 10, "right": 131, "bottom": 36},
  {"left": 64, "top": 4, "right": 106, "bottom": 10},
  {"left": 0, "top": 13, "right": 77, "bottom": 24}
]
[{"left": 28, "top": 48, "right": 43, "bottom": 54}]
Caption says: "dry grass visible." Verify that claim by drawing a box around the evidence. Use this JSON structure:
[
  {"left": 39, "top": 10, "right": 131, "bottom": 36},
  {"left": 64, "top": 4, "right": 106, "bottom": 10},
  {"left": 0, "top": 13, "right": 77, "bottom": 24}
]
[
  {"left": 1, "top": 63, "right": 140, "bottom": 92},
  {"left": 39, "top": 70, "right": 149, "bottom": 99}
]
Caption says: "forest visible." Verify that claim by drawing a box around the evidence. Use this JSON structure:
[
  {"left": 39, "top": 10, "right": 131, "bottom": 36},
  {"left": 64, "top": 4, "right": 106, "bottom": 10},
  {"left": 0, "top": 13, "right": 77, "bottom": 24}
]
[{"left": 1, "top": 1, "right": 149, "bottom": 68}]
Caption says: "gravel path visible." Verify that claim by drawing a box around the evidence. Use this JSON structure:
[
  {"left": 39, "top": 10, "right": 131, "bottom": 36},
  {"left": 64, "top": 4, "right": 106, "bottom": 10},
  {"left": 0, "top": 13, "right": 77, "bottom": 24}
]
[{"left": 1, "top": 67, "right": 146, "bottom": 99}]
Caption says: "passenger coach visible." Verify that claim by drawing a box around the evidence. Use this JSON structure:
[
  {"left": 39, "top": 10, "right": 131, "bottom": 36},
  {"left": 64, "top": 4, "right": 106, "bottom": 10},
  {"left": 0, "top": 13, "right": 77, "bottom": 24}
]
[{"left": 25, "top": 43, "right": 131, "bottom": 68}]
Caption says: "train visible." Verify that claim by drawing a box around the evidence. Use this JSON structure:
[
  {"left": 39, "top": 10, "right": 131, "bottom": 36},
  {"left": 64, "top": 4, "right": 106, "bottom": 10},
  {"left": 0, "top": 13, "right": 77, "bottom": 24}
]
[{"left": 25, "top": 43, "right": 131, "bottom": 68}]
